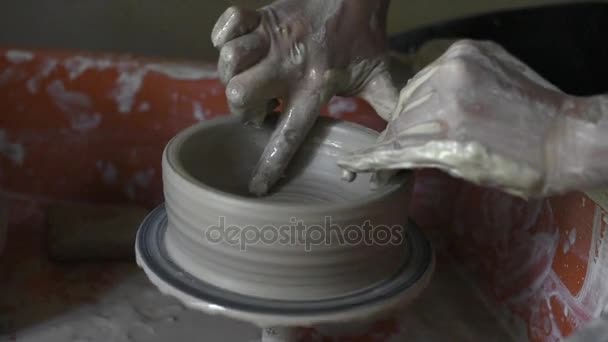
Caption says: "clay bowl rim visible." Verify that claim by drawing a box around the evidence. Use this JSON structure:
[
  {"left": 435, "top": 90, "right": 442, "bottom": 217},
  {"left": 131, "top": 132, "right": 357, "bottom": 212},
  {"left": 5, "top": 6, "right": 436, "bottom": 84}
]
[{"left": 163, "top": 116, "right": 411, "bottom": 216}]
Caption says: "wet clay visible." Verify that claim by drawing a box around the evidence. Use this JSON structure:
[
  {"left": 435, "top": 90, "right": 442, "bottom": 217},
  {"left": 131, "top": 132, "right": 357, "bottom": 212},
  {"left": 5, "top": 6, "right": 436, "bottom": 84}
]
[{"left": 161, "top": 116, "right": 414, "bottom": 302}]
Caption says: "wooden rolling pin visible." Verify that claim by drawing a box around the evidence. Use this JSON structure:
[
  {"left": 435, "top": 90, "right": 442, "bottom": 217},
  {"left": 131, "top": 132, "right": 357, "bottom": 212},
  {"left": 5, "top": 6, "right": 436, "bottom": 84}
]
[{"left": 47, "top": 203, "right": 149, "bottom": 261}]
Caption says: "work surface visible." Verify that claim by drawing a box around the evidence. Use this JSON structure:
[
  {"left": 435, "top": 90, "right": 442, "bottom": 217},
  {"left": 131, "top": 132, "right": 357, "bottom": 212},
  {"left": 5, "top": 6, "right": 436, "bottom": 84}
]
[{"left": 4, "top": 260, "right": 515, "bottom": 341}]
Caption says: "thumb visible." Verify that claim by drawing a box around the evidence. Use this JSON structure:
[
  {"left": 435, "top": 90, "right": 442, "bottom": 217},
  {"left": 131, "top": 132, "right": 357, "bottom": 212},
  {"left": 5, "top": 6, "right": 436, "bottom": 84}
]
[
  {"left": 358, "top": 67, "right": 399, "bottom": 121},
  {"left": 337, "top": 131, "right": 444, "bottom": 172}
]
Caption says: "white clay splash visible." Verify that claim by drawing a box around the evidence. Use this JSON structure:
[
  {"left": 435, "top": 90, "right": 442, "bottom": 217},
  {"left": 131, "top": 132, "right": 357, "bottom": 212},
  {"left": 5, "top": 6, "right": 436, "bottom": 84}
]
[
  {"left": 46, "top": 80, "right": 102, "bottom": 132},
  {"left": 138, "top": 102, "right": 151, "bottom": 112},
  {"left": 570, "top": 228, "right": 577, "bottom": 247},
  {"left": 327, "top": 97, "right": 358, "bottom": 118},
  {"left": 6, "top": 50, "right": 34, "bottom": 63},
  {"left": 111, "top": 63, "right": 216, "bottom": 113},
  {"left": 563, "top": 228, "right": 577, "bottom": 254},
  {"left": 63, "top": 55, "right": 116, "bottom": 80},
  {"left": 134, "top": 168, "right": 156, "bottom": 188},
  {"left": 585, "top": 208, "right": 608, "bottom": 318},
  {"left": 0, "top": 68, "right": 18, "bottom": 86},
  {"left": 146, "top": 63, "right": 218, "bottom": 80},
  {"left": 114, "top": 69, "right": 148, "bottom": 114},
  {"left": 121, "top": 168, "right": 157, "bottom": 200},
  {"left": 96, "top": 160, "right": 119, "bottom": 185},
  {"left": 525, "top": 206, "right": 608, "bottom": 341},
  {"left": 0, "top": 129, "right": 25, "bottom": 165},
  {"left": 26, "top": 58, "right": 58, "bottom": 93},
  {"left": 57, "top": 55, "right": 218, "bottom": 113},
  {"left": 192, "top": 102, "right": 206, "bottom": 121}
]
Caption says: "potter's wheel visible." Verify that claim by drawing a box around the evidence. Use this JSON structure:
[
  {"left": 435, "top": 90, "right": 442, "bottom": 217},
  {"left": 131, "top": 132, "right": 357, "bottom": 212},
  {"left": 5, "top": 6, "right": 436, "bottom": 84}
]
[{"left": 136, "top": 204, "right": 434, "bottom": 327}]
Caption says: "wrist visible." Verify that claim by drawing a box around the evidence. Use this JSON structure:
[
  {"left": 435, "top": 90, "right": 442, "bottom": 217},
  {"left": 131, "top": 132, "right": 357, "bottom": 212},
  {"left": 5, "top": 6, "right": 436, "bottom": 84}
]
[{"left": 317, "top": 0, "right": 390, "bottom": 41}]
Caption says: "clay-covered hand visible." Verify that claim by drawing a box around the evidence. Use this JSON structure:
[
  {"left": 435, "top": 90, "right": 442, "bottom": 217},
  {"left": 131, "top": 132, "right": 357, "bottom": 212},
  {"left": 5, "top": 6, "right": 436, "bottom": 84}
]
[
  {"left": 338, "top": 39, "right": 608, "bottom": 198},
  {"left": 212, "top": 0, "right": 396, "bottom": 195}
]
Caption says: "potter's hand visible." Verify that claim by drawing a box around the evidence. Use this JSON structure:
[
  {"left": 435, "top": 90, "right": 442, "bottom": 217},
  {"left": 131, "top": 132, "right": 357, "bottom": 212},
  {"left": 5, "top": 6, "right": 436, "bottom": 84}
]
[
  {"left": 212, "top": 0, "right": 396, "bottom": 195},
  {"left": 339, "top": 39, "right": 608, "bottom": 198}
]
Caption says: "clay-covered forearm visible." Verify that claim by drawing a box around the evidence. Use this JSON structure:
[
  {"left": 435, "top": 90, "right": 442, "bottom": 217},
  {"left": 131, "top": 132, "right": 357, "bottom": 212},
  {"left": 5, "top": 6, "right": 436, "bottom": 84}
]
[
  {"left": 334, "top": 0, "right": 390, "bottom": 58},
  {"left": 579, "top": 95, "right": 608, "bottom": 188},
  {"left": 274, "top": 0, "right": 390, "bottom": 41},
  {"left": 305, "top": 0, "right": 391, "bottom": 20},
  {"left": 548, "top": 95, "right": 608, "bottom": 193},
  {"left": 298, "top": 0, "right": 390, "bottom": 67}
]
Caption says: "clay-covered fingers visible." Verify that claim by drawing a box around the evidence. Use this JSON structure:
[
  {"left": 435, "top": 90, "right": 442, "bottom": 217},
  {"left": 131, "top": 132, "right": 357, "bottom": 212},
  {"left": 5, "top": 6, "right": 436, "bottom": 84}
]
[
  {"left": 369, "top": 170, "right": 400, "bottom": 189},
  {"left": 218, "top": 32, "right": 269, "bottom": 84},
  {"left": 369, "top": 129, "right": 399, "bottom": 189},
  {"left": 225, "top": 61, "right": 284, "bottom": 125},
  {"left": 357, "top": 59, "right": 440, "bottom": 122},
  {"left": 358, "top": 68, "right": 399, "bottom": 121},
  {"left": 337, "top": 119, "right": 447, "bottom": 172},
  {"left": 338, "top": 132, "right": 542, "bottom": 198},
  {"left": 249, "top": 90, "right": 325, "bottom": 196},
  {"left": 211, "top": 6, "right": 261, "bottom": 48},
  {"left": 396, "top": 63, "right": 439, "bottom": 109},
  {"left": 337, "top": 132, "right": 454, "bottom": 173}
]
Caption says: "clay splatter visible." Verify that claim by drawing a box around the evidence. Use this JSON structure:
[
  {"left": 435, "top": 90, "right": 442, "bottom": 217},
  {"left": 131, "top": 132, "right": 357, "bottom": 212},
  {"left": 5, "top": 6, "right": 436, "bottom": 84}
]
[
  {"left": 63, "top": 56, "right": 115, "bottom": 80},
  {"left": 586, "top": 208, "right": 608, "bottom": 318},
  {"left": 569, "top": 228, "right": 577, "bottom": 247},
  {"left": 125, "top": 184, "right": 136, "bottom": 200},
  {"left": 122, "top": 168, "right": 156, "bottom": 200},
  {"left": 96, "top": 161, "right": 118, "bottom": 185},
  {"left": 6, "top": 50, "right": 34, "bottom": 63},
  {"left": 46, "top": 80, "right": 102, "bottom": 132},
  {"left": 59, "top": 56, "right": 216, "bottom": 114},
  {"left": 26, "top": 58, "right": 58, "bottom": 93},
  {"left": 134, "top": 169, "right": 155, "bottom": 188},
  {"left": 192, "top": 102, "right": 206, "bottom": 121},
  {"left": 210, "top": 85, "right": 222, "bottom": 96},
  {"left": 327, "top": 97, "right": 358, "bottom": 118},
  {"left": 138, "top": 102, "right": 151, "bottom": 112},
  {"left": 146, "top": 63, "right": 218, "bottom": 80},
  {"left": 114, "top": 69, "right": 148, "bottom": 114},
  {"left": 563, "top": 228, "right": 577, "bottom": 254},
  {"left": 0, "top": 129, "right": 25, "bottom": 165},
  {"left": 0, "top": 68, "right": 21, "bottom": 85}
]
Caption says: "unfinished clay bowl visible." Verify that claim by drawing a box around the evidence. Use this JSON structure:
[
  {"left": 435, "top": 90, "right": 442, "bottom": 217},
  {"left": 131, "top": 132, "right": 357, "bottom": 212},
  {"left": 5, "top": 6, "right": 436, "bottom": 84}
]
[{"left": 137, "top": 116, "right": 433, "bottom": 326}]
